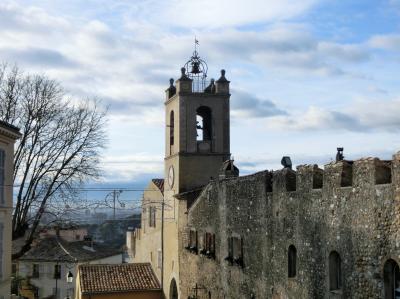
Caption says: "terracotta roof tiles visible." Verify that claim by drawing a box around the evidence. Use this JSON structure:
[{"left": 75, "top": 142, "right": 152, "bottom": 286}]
[
  {"left": 151, "top": 178, "right": 164, "bottom": 195},
  {"left": 79, "top": 263, "right": 161, "bottom": 294}
]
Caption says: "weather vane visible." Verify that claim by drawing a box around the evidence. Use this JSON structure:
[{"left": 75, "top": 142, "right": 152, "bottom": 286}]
[{"left": 195, "top": 37, "right": 199, "bottom": 53}]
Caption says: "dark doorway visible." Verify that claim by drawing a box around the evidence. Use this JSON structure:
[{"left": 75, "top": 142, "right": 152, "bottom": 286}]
[
  {"left": 170, "top": 278, "right": 178, "bottom": 299},
  {"left": 384, "top": 259, "right": 400, "bottom": 299},
  {"left": 329, "top": 251, "right": 342, "bottom": 291},
  {"left": 288, "top": 245, "right": 297, "bottom": 278}
]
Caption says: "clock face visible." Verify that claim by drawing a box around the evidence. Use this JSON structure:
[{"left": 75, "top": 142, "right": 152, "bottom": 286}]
[{"left": 168, "top": 165, "right": 174, "bottom": 188}]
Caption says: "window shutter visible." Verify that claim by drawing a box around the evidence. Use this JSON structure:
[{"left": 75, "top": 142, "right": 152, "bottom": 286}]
[
  {"left": 0, "top": 149, "right": 5, "bottom": 205},
  {"left": 228, "top": 237, "right": 233, "bottom": 258},
  {"left": 240, "top": 237, "right": 244, "bottom": 259},
  {"left": 212, "top": 234, "right": 215, "bottom": 254}
]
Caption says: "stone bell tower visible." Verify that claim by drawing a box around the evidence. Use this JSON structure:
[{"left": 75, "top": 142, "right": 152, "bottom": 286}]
[{"left": 164, "top": 49, "right": 231, "bottom": 194}]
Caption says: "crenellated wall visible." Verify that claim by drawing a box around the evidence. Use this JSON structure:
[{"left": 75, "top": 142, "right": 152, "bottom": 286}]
[{"left": 179, "top": 153, "right": 400, "bottom": 299}]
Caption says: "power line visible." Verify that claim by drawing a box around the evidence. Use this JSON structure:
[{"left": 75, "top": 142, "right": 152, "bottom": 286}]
[{"left": 4, "top": 184, "right": 164, "bottom": 192}]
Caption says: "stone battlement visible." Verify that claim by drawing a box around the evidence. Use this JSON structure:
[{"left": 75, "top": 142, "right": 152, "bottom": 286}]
[{"left": 216, "top": 152, "right": 399, "bottom": 196}]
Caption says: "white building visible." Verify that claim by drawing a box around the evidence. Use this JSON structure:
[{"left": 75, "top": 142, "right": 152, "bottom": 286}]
[
  {"left": 0, "top": 121, "right": 21, "bottom": 299},
  {"left": 16, "top": 237, "right": 122, "bottom": 299}
]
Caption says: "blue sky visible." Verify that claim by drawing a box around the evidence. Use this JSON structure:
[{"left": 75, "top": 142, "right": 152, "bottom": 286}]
[{"left": 1, "top": 0, "right": 400, "bottom": 205}]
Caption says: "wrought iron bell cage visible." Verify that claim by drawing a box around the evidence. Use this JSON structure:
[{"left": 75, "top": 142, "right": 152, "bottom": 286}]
[{"left": 184, "top": 49, "right": 208, "bottom": 92}]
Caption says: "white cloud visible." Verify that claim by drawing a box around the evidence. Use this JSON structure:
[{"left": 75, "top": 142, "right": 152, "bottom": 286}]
[
  {"left": 264, "top": 98, "right": 400, "bottom": 132},
  {"left": 101, "top": 154, "right": 164, "bottom": 182},
  {"left": 161, "top": 0, "right": 319, "bottom": 28},
  {"left": 369, "top": 34, "right": 400, "bottom": 51}
]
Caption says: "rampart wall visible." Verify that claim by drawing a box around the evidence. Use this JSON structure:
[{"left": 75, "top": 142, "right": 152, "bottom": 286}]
[{"left": 180, "top": 153, "right": 400, "bottom": 299}]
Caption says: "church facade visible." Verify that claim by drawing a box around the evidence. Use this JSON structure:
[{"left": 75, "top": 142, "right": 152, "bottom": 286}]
[{"left": 131, "top": 51, "right": 400, "bottom": 299}]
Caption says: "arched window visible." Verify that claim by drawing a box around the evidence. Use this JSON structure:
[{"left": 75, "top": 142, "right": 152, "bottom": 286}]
[
  {"left": 196, "top": 106, "right": 212, "bottom": 141},
  {"left": 384, "top": 259, "right": 400, "bottom": 299},
  {"left": 288, "top": 245, "right": 297, "bottom": 278},
  {"left": 329, "top": 251, "right": 342, "bottom": 291},
  {"left": 170, "top": 278, "right": 178, "bottom": 299},
  {"left": 170, "top": 111, "right": 174, "bottom": 146}
]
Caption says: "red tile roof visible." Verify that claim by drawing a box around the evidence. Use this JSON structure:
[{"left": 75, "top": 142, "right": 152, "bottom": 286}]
[
  {"left": 152, "top": 178, "right": 164, "bottom": 195},
  {"left": 79, "top": 263, "right": 161, "bottom": 294}
]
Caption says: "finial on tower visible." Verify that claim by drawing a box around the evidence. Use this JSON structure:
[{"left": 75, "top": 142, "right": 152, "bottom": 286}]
[
  {"left": 216, "top": 69, "right": 228, "bottom": 83},
  {"left": 179, "top": 67, "right": 191, "bottom": 81}
]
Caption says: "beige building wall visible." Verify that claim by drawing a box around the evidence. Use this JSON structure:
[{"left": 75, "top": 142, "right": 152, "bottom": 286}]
[
  {"left": 0, "top": 123, "right": 21, "bottom": 299},
  {"left": 131, "top": 180, "right": 163, "bottom": 280}
]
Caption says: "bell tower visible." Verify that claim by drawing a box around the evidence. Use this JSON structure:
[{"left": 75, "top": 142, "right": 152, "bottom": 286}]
[
  {"left": 161, "top": 45, "right": 231, "bottom": 299},
  {"left": 164, "top": 49, "right": 231, "bottom": 194}
]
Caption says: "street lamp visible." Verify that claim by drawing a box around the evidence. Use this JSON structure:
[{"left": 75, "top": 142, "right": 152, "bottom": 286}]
[
  {"left": 65, "top": 271, "right": 74, "bottom": 299},
  {"left": 66, "top": 271, "right": 73, "bottom": 283}
]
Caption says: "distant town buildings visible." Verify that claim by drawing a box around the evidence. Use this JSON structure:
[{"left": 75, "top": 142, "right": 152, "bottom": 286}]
[{"left": 0, "top": 121, "right": 21, "bottom": 299}]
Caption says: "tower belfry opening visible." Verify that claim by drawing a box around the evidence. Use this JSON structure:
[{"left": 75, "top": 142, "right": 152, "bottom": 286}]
[{"left": 196, "top": 106, "right": 212, "bottom": 141}]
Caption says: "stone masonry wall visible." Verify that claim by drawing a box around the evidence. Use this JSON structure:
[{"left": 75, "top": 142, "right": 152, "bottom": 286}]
[{"left": 179, "top": 153, "right": 400, "bottom": 299}]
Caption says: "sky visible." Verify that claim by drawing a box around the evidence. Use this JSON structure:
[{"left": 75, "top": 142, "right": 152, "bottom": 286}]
[{"left": 1, "top": 0, "right": 400, "bottom": 206}]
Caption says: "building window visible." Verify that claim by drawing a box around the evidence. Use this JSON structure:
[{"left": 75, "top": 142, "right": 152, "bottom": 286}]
[
  {"left": 288, "top": 245, "right": 297, "bottom": 278},
  {"left": 329, "top": 251, "right": 342, "bottom": 291},
  {"left": 186, "top": 230, "right": 198, "bottom": 254},
  {"left": 0, "top": 149, "right": 5, "bottom": 205},
  {"left": 0, "top": 223, "right": 3, "bottom": 280},
  {"left": 157, "top": 249, "right": 162, "bottom": 269},
  {"left": 32, "top": 263, "right": 40, "bottom": 278},
  {"left": 54, "top": 264, "right": 61, "bottom": 279},
  {"left": 384, "top": 259, "right": 400, "bottom": 299},
  {"left": 226, "top": 236, "right": 244, "bottom": 267},
  {"left": 170, "top": 110, "right": 174, "bottom": 146},
  {"left": 200, "top": 232, "right": 215, "bottom": 258},
  {"left": 75, "top": 234, "right": 80, "bottom": 240},
  {"left": 196, "top": 106, "right": 212, "bottom": 141},
  {"left": 148, "top": 207, "right": 156, "bottom": 228}
]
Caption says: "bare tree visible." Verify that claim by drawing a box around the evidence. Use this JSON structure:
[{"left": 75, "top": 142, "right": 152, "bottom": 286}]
[{"left": 0, "top": 64, "right": 107, "bottom": 259}]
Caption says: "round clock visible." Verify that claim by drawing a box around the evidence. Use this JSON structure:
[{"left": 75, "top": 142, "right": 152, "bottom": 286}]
[{"left": 168, "top": 165, "right": 175, "bottom": 188}]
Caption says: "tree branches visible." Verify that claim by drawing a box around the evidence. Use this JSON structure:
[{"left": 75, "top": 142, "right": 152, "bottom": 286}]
[{"left": 0, "top": 64, "right": 107, "bottom": 259}]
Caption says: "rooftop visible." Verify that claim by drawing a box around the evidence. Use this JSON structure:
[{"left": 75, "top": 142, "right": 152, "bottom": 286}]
[
  {"left": 152, "top": 178, "right": 164, "bottom": 195},
  {"left": 0, "top": 119, "right": 22, "bottom": 138},
  {"left": 17, "top": 237, "right": 122, "bottom": 262},
  {"left": 79, "top": 263, "right": 161, "bottom": 294}
]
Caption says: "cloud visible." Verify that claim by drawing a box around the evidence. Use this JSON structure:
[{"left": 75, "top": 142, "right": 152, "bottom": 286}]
[
  {"left": 267, "top": 98, "right": 400, "bottom": 132},
  {"left": 231, "top": 90, "right": 287, "bottom": 118},
  {"left": 122, "top": 0, "right": 319, "bottom": 29},
  {"left": 0, "top": 47, "right": 77, "bottom": 67},
  {"left": 204, "top": 27, "right": 370, "bottom": 76},
  {"left": 369, "top": 34, "right": 400, "bottom": 51},
  {"left": 100, "top": 154, "right": 164, "bottom": 182}
]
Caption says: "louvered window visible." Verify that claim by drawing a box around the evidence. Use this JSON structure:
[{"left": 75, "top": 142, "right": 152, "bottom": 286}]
[
  {"left": 0, "top": 149, "right": 5, "bottom": 205},
  {"left": 0, "top": 223, "right": 3, "bottom": 280}
]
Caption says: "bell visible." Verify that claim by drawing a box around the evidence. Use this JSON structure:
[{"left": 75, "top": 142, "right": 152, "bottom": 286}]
[{"left": 191, "top": 62, "right": 200, "bottom": 74}]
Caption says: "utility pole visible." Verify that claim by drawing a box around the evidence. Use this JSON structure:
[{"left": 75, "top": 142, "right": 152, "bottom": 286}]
[
  {"left": 161, "top": 196, "right": 165, "bottom": 296},
  {"left": 113, "top": 190, "right": 116, "bottom": 220}
]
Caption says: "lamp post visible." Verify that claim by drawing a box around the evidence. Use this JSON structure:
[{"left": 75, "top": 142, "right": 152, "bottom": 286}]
[{"left": 65, "top": 271, "right": 74, "bottom": 299}]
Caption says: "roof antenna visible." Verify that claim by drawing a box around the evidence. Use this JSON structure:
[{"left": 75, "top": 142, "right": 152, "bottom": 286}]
[{"left": 336, "top": 147, "right": 344, "bottom": 162}]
